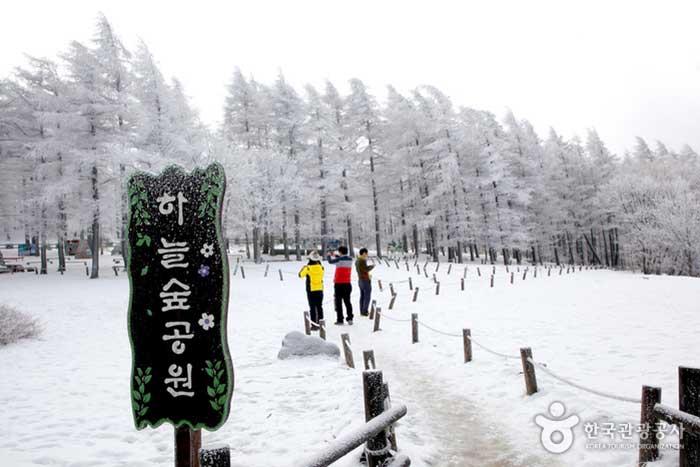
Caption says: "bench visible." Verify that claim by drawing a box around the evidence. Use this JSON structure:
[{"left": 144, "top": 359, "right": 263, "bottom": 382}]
[{"left": 60, "top": 260, "right": 89, "bottom": 276}]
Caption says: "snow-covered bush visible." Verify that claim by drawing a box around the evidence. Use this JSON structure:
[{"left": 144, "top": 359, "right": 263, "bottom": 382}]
[{"left": 0, "top": 305, "right": 41, "bottom": 345}]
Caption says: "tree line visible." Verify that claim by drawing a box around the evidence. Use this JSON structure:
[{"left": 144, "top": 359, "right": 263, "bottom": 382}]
[{"left": 1, "top": 16, "right": 699, "bottom": 277}]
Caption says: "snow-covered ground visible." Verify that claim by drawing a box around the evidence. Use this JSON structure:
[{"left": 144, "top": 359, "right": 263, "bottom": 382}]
[{"left": 1, "top": 252, "right": 697, "bottom": 466}]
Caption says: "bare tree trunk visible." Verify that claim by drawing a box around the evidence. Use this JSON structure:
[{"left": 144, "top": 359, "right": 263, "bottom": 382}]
[
  {"left": 119, "top": 164, "right": 127, "bottom": 263},
  {"left": 400, "top": 180, "right": 408, "bottom": 253},
  {"left": 89, "top": 164, "right": 100, "bottom": 279},
  {"left": 321, "top": 196, "right": 328, "bottom": 254},
  {"left": 282, "top": 203, "right": 289, "bottom": 261},
  {"left": 40, "top": 234, "right": 47, "bottom": 274},
  {"left": 294, "top": 209, "right": 301, "bottom": 260},
  {"left": 371, "top": 178, "right": 381, "bottom": 258},
  {"left": 244, "top": 231, "right": 251, "bottom": 259},
  {"left": 565, "top": 231, "right": 575, "bottom": 265},
  {"left": 602, "top": 229, "right": 610, "bottom": 267},
  {"left": 412, "top": 225, "right": 419, "bottom": 257},
  {"left": 347, "top": 216, "right": 354, "bottom": 257},
  {"left": 40, "top": 203, "right": 48, "bottom": 274},
  {"left": 342, "top": 168, "right": 354, "bottom": 257},
  {"left": 252, "top": 225, "right": 261, "bottom": 263},
  {"left": 263, "top": 227, "right": 270, "bottom": 255},
  {"left": 429, "top": 227, "right": 438, "bottom": 262}
]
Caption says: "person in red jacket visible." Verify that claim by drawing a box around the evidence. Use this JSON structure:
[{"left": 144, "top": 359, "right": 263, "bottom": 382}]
[{"left": 326, "top": 245, "right": 354, "bottom": 325}]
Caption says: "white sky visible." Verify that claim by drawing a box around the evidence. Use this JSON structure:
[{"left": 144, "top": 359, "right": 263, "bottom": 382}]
[{"left": 1, "top": 0, "right": 699, "bottom": 155}]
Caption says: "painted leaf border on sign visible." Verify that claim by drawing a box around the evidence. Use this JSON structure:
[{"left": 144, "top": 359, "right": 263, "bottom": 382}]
[
  {"left": 126, "top": 163, "right": 233, "bottom": 431},
  {"left": 132, "top": 366, "right": 152, "bottom": 423},
  {"left": 205, "top": 360, "right": 228, "bottom": 412}
]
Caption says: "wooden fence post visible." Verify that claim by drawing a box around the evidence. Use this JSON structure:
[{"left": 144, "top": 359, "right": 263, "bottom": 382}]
[
  {"left": 240, "top": 266, "right": 245, "bottom": 279},
  {"left": 388, "top": 295, "right": 397, "bottom": 310},
  {"left": 341, "top": 334, "right": 355, "bottom": 368},
  {"left": 363, "top": 370, "right": 391, "bottom": 467},
  {"left": 638, "top": 385, "right": 662, "bottom": 466},
  {"left": 279, "top": 269, "right": 283, "bottom": 281},
  {"left": 264, "top": 263, "right": 269, "bottom": 277},
  {"left": 412, "top": 288, "right": 419, "bottom": 302},
  {"left": 520, "top": 347, "right": 538, "bottom": 395},
  {"left": 463, "top": 329, "right": 472, "bottom": 363},
  {"left": 363, "top": 350, "right": 376, "bottom": 370},
  {"left": 373, "top": 308, "right": 382, "bottom": 332},
  {"left": 435, "top": 282, "right": 440, "bottom": 295},
  {"left": 409, "top": 277, "right": 413, "bottom": 290},
  {"left": 490, "top": 275, "right": 494, "bottom": 288},
  {"left": 432, "top": 273, "right": 437, "bottom": 284},
  {"left": 370, "top": 300, "right": 377, "bottom": 320},
  {"left": 199, "top": 446, "right": 231, "bottom": 467},
  {"left": 463, "top": 266, "right": 467, "bottom": 279},
  {"left": 680, "top": 366, "right": 700, "bottom": 467},
  {"left": 411, "top": 314, "right": 419, "bottom": 343},
  {"left": 477, "top": 267, "right": 481, "bottom": 277},
  {"left": 435, "top": 262, "right": 440, "bottom": 272},
  {"left": 447, "top": 263, "right": 452, "bottom": 275},
  {"left": 461, "top": 277, "right": 465, "bottom": 291},
  {"left": 510, "top": 272, "right": 514, "bottom": 284},
  {"left": 303, "top": 311, "right": 311, "bottom": 335},
  {"left": 389, "top": 283, "right": 395, "bottom": 296},
  {"left": 383, "top": 382, "right": 398, "bottom": 451},
  {"left": 319, "top": 319, "right": 326, "bottom": 340},
  {"left": 232, "top": 264, "right": 238, "bottom": 276},
  {"left": 522, "top": 270, "right": 527, "bottom": 281},
  {"left": 378, "top": 280, "right": 383, "bottom": 291},
  {"left": 175, "top": 426, "right": 200, "bottom": 467},
  {"left": 192, "top": 430, "right": 202, "bottom": 467}
]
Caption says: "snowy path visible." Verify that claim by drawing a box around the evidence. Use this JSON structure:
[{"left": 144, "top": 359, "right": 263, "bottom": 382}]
[
  {"left": 378, "top": 349, "right": 561, "bottom": 467},
  {"left": 341, "top": 317, "right": 561, "bottom": 467}
]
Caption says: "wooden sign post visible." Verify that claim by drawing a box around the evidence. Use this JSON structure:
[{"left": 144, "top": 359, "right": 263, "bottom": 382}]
[{"left": 126, "top": 164, "right": 233, "bottom": 467}]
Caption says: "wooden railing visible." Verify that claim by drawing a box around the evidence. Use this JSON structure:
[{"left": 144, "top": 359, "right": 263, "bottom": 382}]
[{"left": 199, "top": 369, "right": 410, "bottom": 467}]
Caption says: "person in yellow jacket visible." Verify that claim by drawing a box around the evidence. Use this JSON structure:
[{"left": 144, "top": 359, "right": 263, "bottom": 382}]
[{"left": 299, "top": 250, "right": 324, "bottom": 330}]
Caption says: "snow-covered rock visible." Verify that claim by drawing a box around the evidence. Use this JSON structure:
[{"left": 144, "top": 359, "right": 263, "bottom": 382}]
[{"left": 277, "top": 331, "right": 340, "bottom": 360}]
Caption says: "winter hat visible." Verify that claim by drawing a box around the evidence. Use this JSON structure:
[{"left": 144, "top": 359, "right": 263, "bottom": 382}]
[{"left": 307, "top": 250, "right": 321, "bottom": 261}]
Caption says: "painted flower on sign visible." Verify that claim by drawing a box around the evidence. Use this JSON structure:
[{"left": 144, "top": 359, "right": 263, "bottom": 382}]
[
  {"left": 198, "top": 313, "right": 215, "bottom": 330},
  {"left": 200, "top": 243, "right": 214, "bottom": 258},
  {"left": 198, "top": 265, "right": 210, "bottom": 277}
]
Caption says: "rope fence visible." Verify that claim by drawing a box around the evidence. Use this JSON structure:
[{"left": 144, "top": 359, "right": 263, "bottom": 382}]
[{"left": 373, "top": 297, "right": 645, "bottom": 406}]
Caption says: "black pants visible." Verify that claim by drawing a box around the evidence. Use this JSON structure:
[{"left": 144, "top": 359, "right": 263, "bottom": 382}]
[
  {"left": 334, "top": 283, "right": 353, "bottom": 322},
  {"left": 358, "top": 280, "right": 372, "bottom": 316},
  {"left": 307, "top": 291, "right": 324, "bottom": 323}
]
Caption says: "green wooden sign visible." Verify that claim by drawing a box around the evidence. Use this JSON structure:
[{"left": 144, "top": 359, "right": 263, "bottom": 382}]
[{"left": 126, "top": 163, "right": 233, "bottom": 431}]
